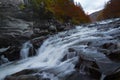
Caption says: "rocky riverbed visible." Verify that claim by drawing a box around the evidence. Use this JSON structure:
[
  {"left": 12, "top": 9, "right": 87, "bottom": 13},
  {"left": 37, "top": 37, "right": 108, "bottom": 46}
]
[{"left": 0, "top": 18, "right": 120, "bottom": 80}]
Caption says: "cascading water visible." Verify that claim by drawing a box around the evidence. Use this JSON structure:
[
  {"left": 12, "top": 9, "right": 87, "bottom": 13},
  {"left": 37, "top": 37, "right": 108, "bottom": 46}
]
[
  {"left": 0, "top": 18, "right": 120, "bottom": 80},
  {"left": 0, "top": 47, "right": 10, "bottom": 64},
  {"left": 20, "top": 41, "right": 33, "bottom": 59}
]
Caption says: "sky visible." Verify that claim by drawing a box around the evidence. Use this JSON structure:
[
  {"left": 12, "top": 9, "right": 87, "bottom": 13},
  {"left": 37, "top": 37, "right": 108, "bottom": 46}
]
[{"left": 74, "top": 0, "right": 110, "bottom": 14}]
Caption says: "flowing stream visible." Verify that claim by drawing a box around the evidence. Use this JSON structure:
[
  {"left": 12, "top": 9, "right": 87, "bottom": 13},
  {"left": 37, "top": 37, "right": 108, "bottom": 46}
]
[{"left": 0, "top": 18, "right": 120, "bottom": 80}]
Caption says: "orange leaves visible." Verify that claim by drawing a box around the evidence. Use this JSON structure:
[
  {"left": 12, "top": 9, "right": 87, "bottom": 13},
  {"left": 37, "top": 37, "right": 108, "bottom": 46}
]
[
  {"left": 30, "top": 0, "right": 91, "bottom": 24},
  {"left": 51, "top": 0, "right": 90, "bottom": 24},
  {"left": 97, "top": 0, "right": 120, "bottom": 20}
]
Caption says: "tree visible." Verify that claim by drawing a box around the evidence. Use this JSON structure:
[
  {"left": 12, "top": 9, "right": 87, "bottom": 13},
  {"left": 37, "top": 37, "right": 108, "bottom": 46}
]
[
  {"left": 52, "top": 0, "right": 91, "bottom": 24},
  {"left": 27, "top": 0, "right": 91, "bottom": 24},
  {"left": 97, "top": 0, "right": 120, "bottom": 20}
]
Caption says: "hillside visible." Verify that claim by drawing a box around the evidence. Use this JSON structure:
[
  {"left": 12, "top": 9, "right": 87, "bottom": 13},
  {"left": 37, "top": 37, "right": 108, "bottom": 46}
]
[
  {"left": 97, "top": 0, "right": 120, "bottom": 21},
  {"left": 90, "top": 10, "right": 102, "bottom": 22}
]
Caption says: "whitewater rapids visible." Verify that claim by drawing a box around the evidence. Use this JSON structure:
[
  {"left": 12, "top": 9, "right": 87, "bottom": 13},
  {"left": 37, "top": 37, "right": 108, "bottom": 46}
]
[{"left": 0, "top": 18, "right": 120, "bottom": 80}]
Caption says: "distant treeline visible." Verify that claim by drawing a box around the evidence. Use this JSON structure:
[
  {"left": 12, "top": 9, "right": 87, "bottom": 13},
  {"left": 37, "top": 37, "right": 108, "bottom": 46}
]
[
  {"left": 97, "top": 0, "right": 120, "bottom": 20},
  {"left": 22, "top": 0, "right": 91, "bottom": 24}
]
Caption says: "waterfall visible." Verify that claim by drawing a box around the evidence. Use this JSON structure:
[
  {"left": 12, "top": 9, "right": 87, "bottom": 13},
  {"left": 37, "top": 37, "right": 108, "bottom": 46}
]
[
  {"left": 0, "top": 55, "right": 9, "bottom": 64},
  {"left": 0, "top": 18, "right": 120, "bottom": 80},
  {"left": 0, "top": 26, "right": 96, "bottom": 80},
  {"left": 0, "top": 47, "right": 10, "bottom": 64},
  {"left": 20, "top": 41, "right": 32, "bottom": 59},
  {"left": 100, "top": 74, "right": 106, "bottom": 80}
]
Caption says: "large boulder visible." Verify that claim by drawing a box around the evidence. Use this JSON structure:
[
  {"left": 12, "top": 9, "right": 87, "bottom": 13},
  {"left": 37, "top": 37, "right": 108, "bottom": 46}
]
[
  {"left": 101, "top": 42, "right": 120, "bottom": 62},
  {"left": 5, "top": 75, "right": 38, "bottom": 80}
]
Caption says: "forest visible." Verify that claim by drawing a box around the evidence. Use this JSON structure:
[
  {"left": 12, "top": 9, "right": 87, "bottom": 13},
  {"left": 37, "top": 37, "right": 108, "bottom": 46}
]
[{"left": 97, "top": 0, "right": 120, "bottom": 20}]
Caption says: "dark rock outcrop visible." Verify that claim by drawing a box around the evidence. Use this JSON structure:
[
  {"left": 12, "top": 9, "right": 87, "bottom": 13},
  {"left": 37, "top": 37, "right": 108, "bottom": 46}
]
[
  {"left": 101, "top": 42, "right": 120, "bottom": 62},
  {"left": 5, "top": 75, "right": 39, "bottom": 80},
  {"left": 104, "top": 71, "right": 120, "bottom": 80}
]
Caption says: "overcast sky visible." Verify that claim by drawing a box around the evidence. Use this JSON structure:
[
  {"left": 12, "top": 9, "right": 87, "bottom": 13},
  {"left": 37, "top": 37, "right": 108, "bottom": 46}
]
[{"left": 74, "top": 0, "right": 110, "bottom": 14}]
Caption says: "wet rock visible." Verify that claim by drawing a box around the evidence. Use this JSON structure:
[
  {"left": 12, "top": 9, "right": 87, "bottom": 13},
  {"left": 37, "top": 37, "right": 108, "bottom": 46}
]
[
  {"left": 28, "top": 47, "right": 36, "bottom": 57},
  {"left": 0, "top": 36, "right": 19, "bottom": 48},
  {"left": 4, "top": 69, "right": 53, "bottom": 80},
  {"left": 0, "top": 47, "right": 10, "bottom": 64},
  {"left": 56, "top": 25, "right": 65, "bottom": 31},
  {"left": 108, "top": 49, "right": 120, "bottom": 62},
  {"left": 31, "top": 36, "right": 47, "bottom": 49},
  {"left": 38, "top": 30, "right": 50, "bottom": 36},
  {"left": 0, "top": 47, "right": 10, "bottom": 53},
  {"left": 49, "top": 25, "right": 57, "bottom": 32},
  {"left": 88, "top": 67, "right": 101, "bottom": 79},
  {"left": 74, "top": 55, "right": 101, "bottom": 79},
  {"left": 5, "top": 75, "right": 38, "bottom": 80},
  {"left": 68, "top": 48, "right": 75, "bottom": 52},
  {"left": 0, "top": 55, "right": 9, "bottom": 64},
  {"left": 0, "top": 15, "right": 33, "bottom": 51},
  {"left": 104, "top": 71, "right": 120, "bottom": 80},
  {"left": 32, "top": 30, "right": 50, "bottom": 37},
  {"left": 102, "top": 42, "right": 117, "bottom": 50},
  {"left": 98, "top": 49, "right": 111, "bottom": 55},
  {"left": 17, "top": 75, "right": 38, "bottom": 80},
  {"left": 65, "top": 71, "right": 93, "bottom": 80},
  {"left": 0, "top": 1, "right": 35, "bottom": 62},
  {"left": 42, "top": 78, "right": 50, "bottom": 80},
  {"left": 101, "top": 42, "right": 120, "bottom": 62},
  {"left": 61, "top": 54, "right": 67, "bottom": 62},
  {"left": 11, "top": 69, "right": 37, "bottom": 76},
  {"left": 4, "top": 76, "right": 16, "bottom": 80},
  {"left": 74, "top": 56, "right": 84, "bottom": 70},
  {"left": 1, "top": 46, "right": 20, "bottom": 61}
]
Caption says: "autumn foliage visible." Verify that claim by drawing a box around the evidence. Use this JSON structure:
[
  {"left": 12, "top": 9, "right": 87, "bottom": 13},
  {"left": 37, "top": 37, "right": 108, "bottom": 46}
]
[
  {"left": 97, "top": 0, "right": 120, "bottom": 20},
  {"left": 29, "top": 0, "right": 90, "bottom": 24}
]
